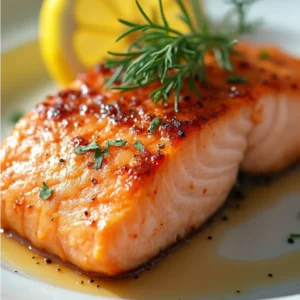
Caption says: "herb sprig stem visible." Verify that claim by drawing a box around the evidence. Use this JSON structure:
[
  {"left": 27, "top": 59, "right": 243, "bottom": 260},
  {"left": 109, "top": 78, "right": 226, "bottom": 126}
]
[{"left": 106, "top": 0, "right": 258, "bottom": 111}]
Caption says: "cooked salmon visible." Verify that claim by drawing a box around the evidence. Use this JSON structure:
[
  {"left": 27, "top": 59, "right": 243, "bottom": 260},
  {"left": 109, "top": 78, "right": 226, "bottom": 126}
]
[{"left": 1, "top": 44, "right": 300, "bottom": 276}]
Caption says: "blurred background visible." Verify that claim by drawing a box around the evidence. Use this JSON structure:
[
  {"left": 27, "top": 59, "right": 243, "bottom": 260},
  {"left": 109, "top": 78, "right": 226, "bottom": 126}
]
[{"left": 2, "top": 0, "right": 42, "bottom": 52}]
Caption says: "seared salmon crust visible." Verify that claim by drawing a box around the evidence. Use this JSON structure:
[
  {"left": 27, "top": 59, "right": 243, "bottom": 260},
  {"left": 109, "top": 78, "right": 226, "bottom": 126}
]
[{"left": 1, "top": 44, "right": 300, "bottom": 276}]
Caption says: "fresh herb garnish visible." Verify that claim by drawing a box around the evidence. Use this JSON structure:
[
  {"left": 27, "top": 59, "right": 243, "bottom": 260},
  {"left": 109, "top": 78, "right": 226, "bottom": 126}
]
[
  {"left": 75, "top": 139, "right": 127, "bottom": 169},
  {"left": 259, "top": 50, "right": 270, "bottom": 60},
  {"left": 107, "top": 139, "right": 127, "bottom": 147},
  {"left": 10, "top": 111, "right": 24, "bottom": 124},
  {"left": 134, "top": 141, "right": 145, "bottom": 152},
  {"left": 106, "top": 0, "right": 259, "bottom": 111},
  {"left": 39, "top": 182, "right": 53, "bottom": 200},
  {"left": 94, "top": 148, "right": 104, "bottom": 169},
  {"left": 290, "top": 233, "right": 300, "bottom": 239},
  {"left": 74, "top": 141, "right": 99, "bottom": 154},
  {"left": 149, "top": 117, "right": 161, "bottom": 134},
  {"left": 227, "top": 75, "right": 248, "bottom": 83}
]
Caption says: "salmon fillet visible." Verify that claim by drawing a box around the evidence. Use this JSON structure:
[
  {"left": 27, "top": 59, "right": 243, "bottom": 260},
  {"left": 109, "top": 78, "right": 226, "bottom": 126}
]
[{"left": 1, "top": 44, "right": 300, "bottom": 276}]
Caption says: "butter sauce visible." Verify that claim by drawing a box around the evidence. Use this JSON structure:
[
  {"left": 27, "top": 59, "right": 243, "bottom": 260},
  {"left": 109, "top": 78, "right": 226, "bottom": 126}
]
[{"left": 1, "top": 168, "right": 300, "bottom": 299}]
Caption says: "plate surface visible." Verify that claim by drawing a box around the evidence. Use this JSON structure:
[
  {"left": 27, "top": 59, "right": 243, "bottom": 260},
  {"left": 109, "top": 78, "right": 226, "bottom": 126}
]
[{"left": 1, "top": 1, "right": 300, "bottom": 299}]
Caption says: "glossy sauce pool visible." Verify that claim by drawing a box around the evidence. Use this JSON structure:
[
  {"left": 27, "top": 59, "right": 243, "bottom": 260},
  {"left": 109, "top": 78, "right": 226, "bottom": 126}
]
[{"left": 2, "top": 168, "right": 300, "bottom": 300}]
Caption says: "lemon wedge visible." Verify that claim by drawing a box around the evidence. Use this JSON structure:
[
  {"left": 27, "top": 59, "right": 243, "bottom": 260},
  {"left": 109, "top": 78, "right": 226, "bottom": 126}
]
[{"left": 39, "top": 0, "right": 200, "bottom": 86}]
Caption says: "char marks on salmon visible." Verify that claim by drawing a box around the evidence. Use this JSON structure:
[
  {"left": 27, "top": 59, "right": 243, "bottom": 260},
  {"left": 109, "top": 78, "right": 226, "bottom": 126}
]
[{"left": 1, "top": 44, "right": 300, "bottom": 276}]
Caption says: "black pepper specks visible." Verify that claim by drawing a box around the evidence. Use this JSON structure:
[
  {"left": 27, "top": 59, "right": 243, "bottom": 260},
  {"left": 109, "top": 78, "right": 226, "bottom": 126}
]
[
  {"left": 44, "top": 258, "right": 52, "bottom": 264},
  {"left": 59, "top": 158, "right": 65, "bottom": 163},
  {"left": 222, "top": 216, "right": 228, "bottom": 221},
  {"left": 80, "top": 280, "right": 84, "bottom": 285},
  {"left": 268, "top": 273, "right": 273, "bottom": 278},
  {"left": 291, "top": 83, "right": 298, "bottom": 90},
  {"left": 134, "top": 275, "right": 139, "bottom": 279},
  {"left": 89, "top": 279, "right": 95, "bottom": 283},
  {"left": 91, "top": 178, "right": 98, "bottom": 185},
  {"left": 288, "top": 237, "right": 295, "bottom": 244},
  {"left": 158, "top": 144, "right": 165, "bottom": 149},
  {"left": 97, "top": 284, "right": 100, "bottom": 288},
  {"left": 207, "top": 236, "right": 213, "bottom": 240},
  {"left": 56, "top": 268, "right": 61, "bottom": 272},
  {"left": 84, "top": 211, "right": 89, "bottom": 217},
  {"left": 196, "top": 101, "right": 203, "bottom": 107},
  {"left": 178, "top": 130, "right": 186, "bottom": 138}
]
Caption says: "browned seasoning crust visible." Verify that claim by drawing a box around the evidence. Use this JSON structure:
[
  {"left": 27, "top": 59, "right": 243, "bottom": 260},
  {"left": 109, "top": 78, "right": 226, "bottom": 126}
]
[
  {"left": 1, "top": 43, "right": 300, "bottom": 276},
  {"left": 34, "top": 44, "right": 300, "bottom": 183}
]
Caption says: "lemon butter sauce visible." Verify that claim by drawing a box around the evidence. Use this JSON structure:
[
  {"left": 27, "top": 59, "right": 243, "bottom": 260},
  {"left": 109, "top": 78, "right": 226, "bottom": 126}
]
[{"left": 1, "top": 167, "right": 300, "bottom": 299}]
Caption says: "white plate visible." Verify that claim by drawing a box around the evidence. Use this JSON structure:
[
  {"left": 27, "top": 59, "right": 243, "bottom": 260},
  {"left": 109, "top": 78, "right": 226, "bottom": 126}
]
[{"left": 1, "top": 1, "right": 300, "bottom": 299}]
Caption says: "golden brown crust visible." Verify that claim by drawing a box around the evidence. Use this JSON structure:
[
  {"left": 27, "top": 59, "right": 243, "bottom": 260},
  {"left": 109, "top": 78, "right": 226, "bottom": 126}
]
[
  {"left": 30, "top": 43, "right": 300, "bottom": 185},
  {"left": 1, "top": 43, "right": 300, "bottom": 275}
]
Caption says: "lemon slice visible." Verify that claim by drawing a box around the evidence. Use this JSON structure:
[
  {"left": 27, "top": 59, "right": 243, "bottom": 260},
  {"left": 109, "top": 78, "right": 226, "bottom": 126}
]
[{"left": 40, "top": 0, "right": 201, "bottom": 86}]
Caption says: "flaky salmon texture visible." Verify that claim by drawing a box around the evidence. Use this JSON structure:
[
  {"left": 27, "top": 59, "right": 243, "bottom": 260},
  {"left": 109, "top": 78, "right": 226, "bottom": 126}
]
[{"left": 1, "top": 44, "right": 300, "bottom": 276}]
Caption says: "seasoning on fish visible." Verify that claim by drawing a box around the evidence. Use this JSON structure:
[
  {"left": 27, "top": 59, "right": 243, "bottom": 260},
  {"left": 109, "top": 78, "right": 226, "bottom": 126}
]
[{"left": 1, "top": 43, "right": 300, "bottom": 276}]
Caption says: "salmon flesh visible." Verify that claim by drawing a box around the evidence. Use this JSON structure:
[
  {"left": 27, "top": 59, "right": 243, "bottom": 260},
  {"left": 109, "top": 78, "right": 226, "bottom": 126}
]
[{"left": 1, "top": 44, "right": 300, "bottom": 276}]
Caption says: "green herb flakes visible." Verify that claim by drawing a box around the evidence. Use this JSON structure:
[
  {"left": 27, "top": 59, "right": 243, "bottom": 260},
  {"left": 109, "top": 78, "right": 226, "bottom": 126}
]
[
  {"left": 10, "top": 111, "right": 24, "bottom": 124},
  {"left": 74, "top": 141, "right": 99, "bottom": 154},
  {"left": 107, "top": 139, "right": 127, "bottom": 147},
  {"left": 259, "top": 50, "right": 270, "bottom": 60},
  {"left": 93, "top": 149, "right": 105, "bottom": 169},
  {"left": 290, "top": 233, "right": 300, "bottom": 239},
  {"left": 75, "top": 139, "right": 127, "bottom": 169},
  {"left": 39, "top": 182, "right": 53, "bottom": 200},
  {"left": 149, "top": 117, "right": 161, "bottom": 134},
  {"left": 134, "top": 141, "right": 145, "bottom": 152},
  {"left": 227, "top": 76, "right": 248, "bottom": 84}
]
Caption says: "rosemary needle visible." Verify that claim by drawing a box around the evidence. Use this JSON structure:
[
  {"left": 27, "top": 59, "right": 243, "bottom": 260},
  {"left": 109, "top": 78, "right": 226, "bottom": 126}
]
[{"left": 106, "top": 0, "right": 259, "bottom": 112}]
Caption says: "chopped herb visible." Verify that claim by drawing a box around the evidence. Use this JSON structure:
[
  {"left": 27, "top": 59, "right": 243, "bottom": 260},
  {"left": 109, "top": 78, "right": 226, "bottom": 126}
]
[
  {"left": 290, "top": 233, "right": 300, "bottom": 239},
  {"left": 107, "top": 139, "right": 127, "bottom": 147},
  {"left": 133, "top": 141, "right": 145, "bottom": 152},
  {"left": 75, "top": 139, "right": 127, "bottom": 169},
  {"left": 39, "top": 182, "right": 53, "bottom": 200},
  {"left": 259, "top": 50, "right": 270, "bottom": 60},
  {"left": 149, "top": 117, "right": 161, "bottom": 134},
  {"left": 93, "top": 148, "right": 104, "bottom": 169},
  {"left": 10, "top": 111, "right": 24, "bottom": 124},
  {"left": 74, "top": 141, "right": 99, "bottom": 154},
  {"left": 227, "top": 76, "right": 248, "bottom": 84}
]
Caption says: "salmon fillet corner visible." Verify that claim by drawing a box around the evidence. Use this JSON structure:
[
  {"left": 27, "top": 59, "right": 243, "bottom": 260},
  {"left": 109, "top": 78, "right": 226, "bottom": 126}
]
[{"left": 1, "top": 43, "right": 300, "bottom": 276}]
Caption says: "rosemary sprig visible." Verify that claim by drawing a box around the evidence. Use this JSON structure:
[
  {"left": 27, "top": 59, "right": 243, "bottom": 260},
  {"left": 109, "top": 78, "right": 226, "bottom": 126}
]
[{"left": 106, "top": 0, "right": 258, "bottom": 112}]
